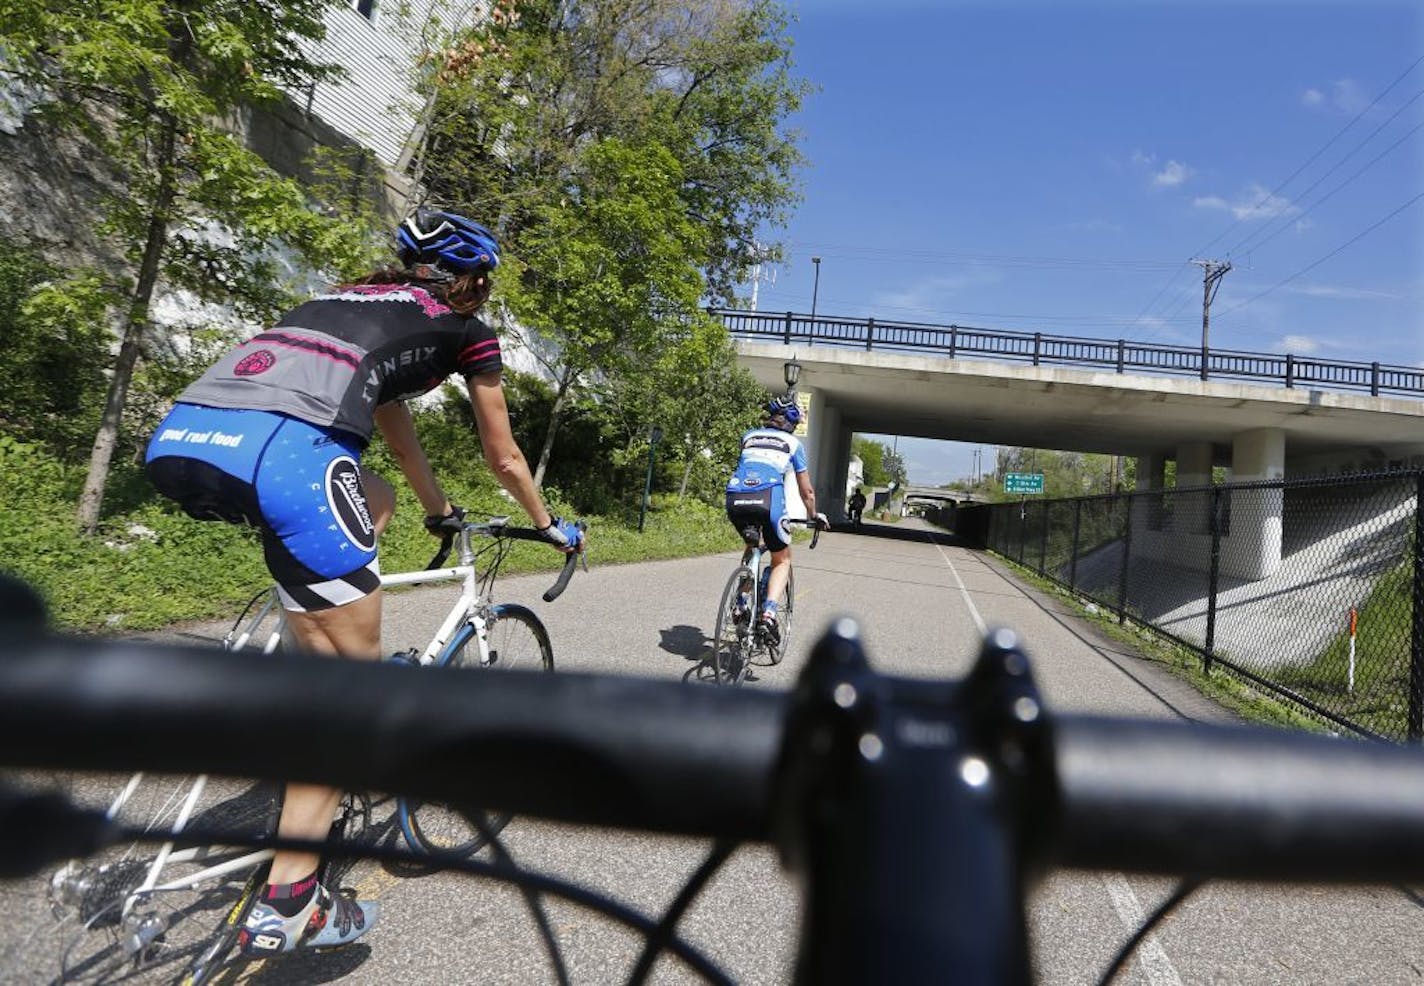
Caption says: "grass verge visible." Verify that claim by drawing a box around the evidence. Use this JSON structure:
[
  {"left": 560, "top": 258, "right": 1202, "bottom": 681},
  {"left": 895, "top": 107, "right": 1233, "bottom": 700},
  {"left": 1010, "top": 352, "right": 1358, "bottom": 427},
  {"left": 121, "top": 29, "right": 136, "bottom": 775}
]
[
  {"left": 2, "top": 433, "right": 745, "bottom": 634},
  {"left": 988, "top": 551, "right": 1329, "bottom": 735}
]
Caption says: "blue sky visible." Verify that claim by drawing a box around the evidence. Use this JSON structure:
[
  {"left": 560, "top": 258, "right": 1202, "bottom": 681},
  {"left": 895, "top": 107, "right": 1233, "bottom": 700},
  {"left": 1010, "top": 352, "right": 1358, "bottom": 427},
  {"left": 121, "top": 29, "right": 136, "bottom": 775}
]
[{"left": 752, "top": 0, "right": 1424, "bottom": 486}]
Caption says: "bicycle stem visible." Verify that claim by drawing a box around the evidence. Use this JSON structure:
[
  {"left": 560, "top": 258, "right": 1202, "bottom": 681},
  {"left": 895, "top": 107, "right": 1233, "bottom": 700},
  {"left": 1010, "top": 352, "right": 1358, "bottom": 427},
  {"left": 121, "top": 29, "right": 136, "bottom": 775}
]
[{"left": 772, "top": 621, "right": 1054, "bottom": 986}]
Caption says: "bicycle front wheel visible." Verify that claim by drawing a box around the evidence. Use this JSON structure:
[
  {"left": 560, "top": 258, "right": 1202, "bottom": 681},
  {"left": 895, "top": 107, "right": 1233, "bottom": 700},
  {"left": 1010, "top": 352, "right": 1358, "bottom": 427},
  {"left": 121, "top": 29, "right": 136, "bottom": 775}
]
[
  {"left": 712, "top": 566, "right": 755, "bottom": 686},
  {"left": 397, "top": 604, "right": 553, "bottom": 857}
]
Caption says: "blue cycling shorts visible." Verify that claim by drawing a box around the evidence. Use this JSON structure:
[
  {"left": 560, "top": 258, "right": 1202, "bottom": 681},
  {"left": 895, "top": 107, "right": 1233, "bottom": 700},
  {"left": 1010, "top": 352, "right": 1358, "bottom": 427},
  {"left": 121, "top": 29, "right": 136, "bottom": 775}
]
[
  {"left": 724, "top": 485, "right": 792, "bottom": 552},
  {"left": 145, "top": 403, "right": 381, "bottom": 612}
]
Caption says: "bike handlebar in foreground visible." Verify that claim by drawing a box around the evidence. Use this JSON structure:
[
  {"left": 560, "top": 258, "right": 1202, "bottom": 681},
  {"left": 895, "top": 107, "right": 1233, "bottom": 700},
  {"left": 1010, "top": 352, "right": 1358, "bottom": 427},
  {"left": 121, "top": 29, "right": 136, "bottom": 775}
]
[{"left": 3, "top": 621, "right": 1424, "bottom": 984}]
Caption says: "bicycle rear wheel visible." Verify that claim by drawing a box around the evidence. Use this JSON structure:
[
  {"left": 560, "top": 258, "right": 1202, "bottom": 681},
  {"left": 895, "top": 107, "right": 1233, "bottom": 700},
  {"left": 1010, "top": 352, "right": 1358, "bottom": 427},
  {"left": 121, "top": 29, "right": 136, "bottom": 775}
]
[
  {"left": 711, "top": 566, "right": 755, "bottom": 686},
  {"left": 397, "top": 604, "right": 554, "bottom": 857},
  {"left": 6, "top": 774, "right": 278, "bottom": 985}
]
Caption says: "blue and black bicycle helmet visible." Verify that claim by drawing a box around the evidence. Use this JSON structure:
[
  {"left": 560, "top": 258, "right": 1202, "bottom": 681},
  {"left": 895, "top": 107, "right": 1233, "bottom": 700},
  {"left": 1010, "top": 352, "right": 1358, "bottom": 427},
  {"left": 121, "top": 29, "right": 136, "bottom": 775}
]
[
  {"left": 396, "top": 207, "right": 501, "bottom": 276},
  {"left": 767, "top": 394, "right": 801, "bottom": 430}
]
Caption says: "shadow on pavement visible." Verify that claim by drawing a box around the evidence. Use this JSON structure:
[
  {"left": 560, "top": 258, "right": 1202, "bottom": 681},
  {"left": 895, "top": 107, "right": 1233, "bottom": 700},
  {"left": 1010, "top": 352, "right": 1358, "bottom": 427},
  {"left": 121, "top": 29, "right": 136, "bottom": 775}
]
[{"left": 827, "top": 522, "right": 963, "bottom": 547}]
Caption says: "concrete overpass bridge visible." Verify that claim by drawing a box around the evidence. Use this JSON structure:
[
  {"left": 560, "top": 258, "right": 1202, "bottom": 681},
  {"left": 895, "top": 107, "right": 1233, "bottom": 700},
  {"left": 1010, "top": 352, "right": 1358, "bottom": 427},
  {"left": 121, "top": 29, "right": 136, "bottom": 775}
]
[
  {"left": 900, "top": 485, "right": 992, "bottom": 506},
  {"left": 720, "top": 309, "right": 1424, "bottom": 580}
]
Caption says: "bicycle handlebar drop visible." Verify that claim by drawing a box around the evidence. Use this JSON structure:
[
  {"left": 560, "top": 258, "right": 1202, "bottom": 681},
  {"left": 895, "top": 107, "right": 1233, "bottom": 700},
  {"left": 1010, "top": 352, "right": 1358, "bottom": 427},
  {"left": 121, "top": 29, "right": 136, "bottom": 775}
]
[
  {"left": 6, "top": 621, "right": 1424, "bottom": 983},
  {"left": 426, "top": 517, "right": 587, "bottom": 602}
]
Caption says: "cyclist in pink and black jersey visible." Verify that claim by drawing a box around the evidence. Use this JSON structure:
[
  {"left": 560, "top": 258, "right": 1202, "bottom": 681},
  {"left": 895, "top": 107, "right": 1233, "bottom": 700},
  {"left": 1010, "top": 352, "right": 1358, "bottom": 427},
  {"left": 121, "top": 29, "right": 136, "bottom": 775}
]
[
  {"left": 724, "top": 394, "right": 829, "bottom": 643},
  {"left": 144, "top": 208, "right": 584, "bottom": 960}
]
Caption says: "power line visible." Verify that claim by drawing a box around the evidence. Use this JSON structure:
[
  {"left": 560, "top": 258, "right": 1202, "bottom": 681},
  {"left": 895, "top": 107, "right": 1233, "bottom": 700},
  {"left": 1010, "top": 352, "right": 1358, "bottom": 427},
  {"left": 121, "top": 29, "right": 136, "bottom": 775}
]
[
  {"left": 751, "top": 287, "right": 1202, "bottom": 327},
  {"left": 1130, "top": 53, "right": 1424, "bottom": 329},
  {"left": 1202, "top": 54, "right": 1424, "bottom": 259},
  {"left": 1224, "top": 90, "right": 1424, "bottom": 260},
  {"left": 1214, "top": 189, "right": 1424, "bottom": 321},
  {"left": 779, "top": 243, "right": 1182, "bottom": 272}
]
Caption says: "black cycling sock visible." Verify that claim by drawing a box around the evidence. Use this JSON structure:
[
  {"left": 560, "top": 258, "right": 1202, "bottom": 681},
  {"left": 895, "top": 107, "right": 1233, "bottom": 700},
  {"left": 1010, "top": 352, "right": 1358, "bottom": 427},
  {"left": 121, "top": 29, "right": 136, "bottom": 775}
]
[{"left": 262, "top": 870, "right": 319, "bottom": 918}]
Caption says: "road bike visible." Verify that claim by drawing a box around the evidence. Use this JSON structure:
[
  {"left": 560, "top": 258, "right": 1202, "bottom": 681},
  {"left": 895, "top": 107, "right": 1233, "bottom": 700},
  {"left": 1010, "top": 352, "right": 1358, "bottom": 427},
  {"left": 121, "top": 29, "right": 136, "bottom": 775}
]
[
  {"left": 5, "top": 611, "right": 1424, "bottom": 984},
  {"left": 3, "top": 516, "right": 580, "bottom": 984},
  {"left": 711, "top": 517, "right": 822, "bottom": 686},
  {"left": 226, "top": 514, "right": 583, "bottom": 856}
]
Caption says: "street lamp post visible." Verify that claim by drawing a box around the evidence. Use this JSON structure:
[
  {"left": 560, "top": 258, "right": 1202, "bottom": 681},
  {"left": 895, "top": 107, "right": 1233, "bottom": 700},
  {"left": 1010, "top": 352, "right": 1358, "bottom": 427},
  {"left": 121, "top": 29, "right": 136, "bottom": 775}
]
[
  {"left": 810, "top": 256, "right": 821, "bottom": 326},
  {"left": 638, "top": 425, "right": 664, "bottom": 533},
  {"left": 783, "top": 358, "right": 801, "bottom": 390}
]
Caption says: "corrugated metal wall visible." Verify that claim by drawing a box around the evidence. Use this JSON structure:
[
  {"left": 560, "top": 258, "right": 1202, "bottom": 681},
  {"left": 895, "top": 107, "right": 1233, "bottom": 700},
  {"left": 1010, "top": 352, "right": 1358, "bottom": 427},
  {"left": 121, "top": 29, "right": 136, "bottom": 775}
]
[{"left": 299, "top": 0, "right": 483, "bottom": 167}]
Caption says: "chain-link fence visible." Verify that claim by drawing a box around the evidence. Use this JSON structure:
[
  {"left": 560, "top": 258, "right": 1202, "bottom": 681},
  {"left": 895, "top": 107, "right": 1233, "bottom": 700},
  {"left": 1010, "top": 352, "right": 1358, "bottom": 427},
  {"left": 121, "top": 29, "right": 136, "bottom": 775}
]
[{"left": 970, "top": 471, "right": 1423, "bottom": 743}]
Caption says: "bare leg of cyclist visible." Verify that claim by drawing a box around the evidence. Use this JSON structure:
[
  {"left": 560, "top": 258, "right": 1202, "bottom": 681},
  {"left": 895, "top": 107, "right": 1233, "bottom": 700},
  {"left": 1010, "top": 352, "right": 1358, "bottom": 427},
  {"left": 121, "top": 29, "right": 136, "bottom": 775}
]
[
  {"left": 267, "top": 470, "right": 394, "bottom": 884},
  {"left": 239, "top": 472, "right": 393, "bottom": 955},
  {"left": 270, "top": 592, "right": 382, "bottom": 882},
  {"left": 763, "top": 547, "right": 792, "bottom": 611}
]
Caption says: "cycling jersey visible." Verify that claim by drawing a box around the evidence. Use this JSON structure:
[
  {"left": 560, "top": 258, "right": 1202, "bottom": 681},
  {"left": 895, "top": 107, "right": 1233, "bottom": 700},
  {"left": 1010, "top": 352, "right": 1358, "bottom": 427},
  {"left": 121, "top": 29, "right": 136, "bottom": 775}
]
[
  {"left": 725, "top": 427, "right": 808, "bottom": 552},
  {"left": 146, "top": 284, "right": 501, "bottom": 612},
  {"left": 726, "top": 428, "right": 807, "bottom": 494},
  {"left": 176, "top": 284, "right": 502, "bottom": 442}
]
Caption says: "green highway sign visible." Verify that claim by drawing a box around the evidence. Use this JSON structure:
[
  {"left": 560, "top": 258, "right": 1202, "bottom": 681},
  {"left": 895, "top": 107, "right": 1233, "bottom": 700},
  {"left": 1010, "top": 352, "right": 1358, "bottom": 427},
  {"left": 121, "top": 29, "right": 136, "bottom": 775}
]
[{"left": 1004, "top": 472, "right": 1044, "bottom": 495}]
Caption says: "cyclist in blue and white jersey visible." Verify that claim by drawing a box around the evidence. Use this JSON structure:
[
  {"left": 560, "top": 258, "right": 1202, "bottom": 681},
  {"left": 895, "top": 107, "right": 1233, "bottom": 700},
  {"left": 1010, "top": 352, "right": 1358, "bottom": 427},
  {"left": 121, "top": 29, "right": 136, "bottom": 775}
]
[
  {"left": 724, "top": 394, "right": 829, "bottom": 643},
  {"left": 144, "top": 208, "right": 583, "bottom": 960}
]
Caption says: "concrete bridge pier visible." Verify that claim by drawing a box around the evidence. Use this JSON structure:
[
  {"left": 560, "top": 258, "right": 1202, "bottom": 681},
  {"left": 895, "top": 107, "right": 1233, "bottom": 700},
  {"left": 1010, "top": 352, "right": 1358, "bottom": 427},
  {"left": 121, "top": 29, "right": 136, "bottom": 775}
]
[
  {"left": 798, "top": 388, "right": 845, "bottom": 520},
  {"left": 1224, "top": 427, "right": 1285, "bottom": 579},
  {"left": 1132, "top": 430, "right": 1286, "bottom": 582}
]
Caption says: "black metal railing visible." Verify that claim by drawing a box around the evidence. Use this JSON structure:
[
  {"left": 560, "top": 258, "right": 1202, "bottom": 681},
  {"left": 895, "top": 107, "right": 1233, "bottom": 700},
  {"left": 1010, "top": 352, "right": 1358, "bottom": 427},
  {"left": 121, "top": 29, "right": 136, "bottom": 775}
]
[
  {"left": 946, "top": 470, "right": 1423, "bottom": 743},
  {"left": 713, "top": 309, "right": 1424, "bottom": 399}
]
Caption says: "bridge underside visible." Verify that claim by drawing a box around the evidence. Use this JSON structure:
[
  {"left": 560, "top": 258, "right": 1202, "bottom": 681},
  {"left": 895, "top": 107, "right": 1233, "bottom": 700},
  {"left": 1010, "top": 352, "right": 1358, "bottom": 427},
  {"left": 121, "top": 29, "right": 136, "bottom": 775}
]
[{"left": 738, "top": 341, "right": 1424, "bottom": 464}]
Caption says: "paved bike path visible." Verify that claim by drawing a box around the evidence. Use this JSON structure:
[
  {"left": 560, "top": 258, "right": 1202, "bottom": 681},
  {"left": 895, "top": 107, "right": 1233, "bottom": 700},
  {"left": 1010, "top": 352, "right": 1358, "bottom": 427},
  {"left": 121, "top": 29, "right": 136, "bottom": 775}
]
[{"left": 7, "top": 520, "right": 1420, "bottom": 984}]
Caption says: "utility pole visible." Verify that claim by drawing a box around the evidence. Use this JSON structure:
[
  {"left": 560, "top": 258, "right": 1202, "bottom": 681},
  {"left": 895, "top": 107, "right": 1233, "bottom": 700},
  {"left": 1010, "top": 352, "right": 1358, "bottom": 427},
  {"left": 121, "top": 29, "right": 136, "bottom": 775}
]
[{"left": 1192, "top": 258, "right": 1232, "bottom": 381}]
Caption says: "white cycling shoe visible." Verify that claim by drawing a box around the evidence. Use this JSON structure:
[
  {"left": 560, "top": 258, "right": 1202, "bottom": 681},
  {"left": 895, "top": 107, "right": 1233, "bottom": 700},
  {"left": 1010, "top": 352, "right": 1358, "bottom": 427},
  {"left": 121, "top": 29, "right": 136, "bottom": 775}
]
[{"left": 239, "top": 883, "right": 378, "bottom": 956}]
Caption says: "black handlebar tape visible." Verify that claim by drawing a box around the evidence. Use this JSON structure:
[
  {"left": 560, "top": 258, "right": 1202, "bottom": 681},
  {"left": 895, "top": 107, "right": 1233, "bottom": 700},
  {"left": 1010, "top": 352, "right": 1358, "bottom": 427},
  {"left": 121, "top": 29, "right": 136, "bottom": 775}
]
[
  {"left": 543, "top": 551, "right": 579, "bottom": 602},
  {"left": 0, "top": 633, "right": 782, "bottom": 841},
  {"left": 10, "top": 632, "right": 1424, "bottom": 886},
  {"left": 1052, "top": 716, "right": 1424, "bottom": 883},
  {"left": 426, "top": 532, "right": 456, "bottom": 570}
]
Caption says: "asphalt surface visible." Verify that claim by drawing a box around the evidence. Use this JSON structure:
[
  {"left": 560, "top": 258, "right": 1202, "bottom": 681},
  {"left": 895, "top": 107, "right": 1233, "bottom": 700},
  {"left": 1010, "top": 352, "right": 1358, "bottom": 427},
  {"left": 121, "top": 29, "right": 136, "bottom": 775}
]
[{"left": 3, "top": 518, "right": 1422, "bottom": 984}]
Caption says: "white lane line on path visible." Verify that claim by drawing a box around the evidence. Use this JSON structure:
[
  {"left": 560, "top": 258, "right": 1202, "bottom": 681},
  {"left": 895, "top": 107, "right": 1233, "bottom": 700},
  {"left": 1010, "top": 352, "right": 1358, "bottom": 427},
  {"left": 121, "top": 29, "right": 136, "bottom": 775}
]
[
  {"left": 1100, "top": 873, "right": 1185, "bottom": 986},
  {"left": 926, "top": 536, "right": 987, "bottom": 635},
  {"left": 924, "top": 531, "right": 1184, "bottom": 985}
]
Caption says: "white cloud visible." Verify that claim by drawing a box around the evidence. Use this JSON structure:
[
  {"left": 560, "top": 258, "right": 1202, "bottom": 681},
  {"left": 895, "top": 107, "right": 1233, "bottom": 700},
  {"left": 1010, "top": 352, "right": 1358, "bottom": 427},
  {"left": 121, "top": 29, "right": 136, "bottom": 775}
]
[
  {"left": 1152, "top": 160, "right": 1193, "bottom": 187},
  {"left": 1129, "top": 149, "right": 1193, "bottom": 189},
  {"left": 1193, "top": 183, "right": 1299, "bottom": 221},
  {"left": 1302, "top": 79, "right": 1370, "bottom": 114},
  {"left": 1278, "top": 335, "right": 1320, "bottom": 354}
]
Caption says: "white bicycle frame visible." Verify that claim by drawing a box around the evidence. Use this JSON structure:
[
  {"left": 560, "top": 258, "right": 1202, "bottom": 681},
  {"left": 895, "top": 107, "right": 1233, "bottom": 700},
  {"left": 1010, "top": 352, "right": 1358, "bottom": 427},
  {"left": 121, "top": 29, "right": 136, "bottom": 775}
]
[{"left": 83, "top": 522, "right": 502, "bottom": 920}]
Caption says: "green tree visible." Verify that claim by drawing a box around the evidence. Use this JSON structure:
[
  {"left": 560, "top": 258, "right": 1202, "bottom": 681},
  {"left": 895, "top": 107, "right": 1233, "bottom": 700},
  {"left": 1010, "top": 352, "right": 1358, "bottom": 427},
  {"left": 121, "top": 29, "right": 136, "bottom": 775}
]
[
  {"left": 853, "top": 436, "right": 887, "bottom": 487},
  {"left": 1, "top": 0, "right": 382, "bottom": 531},
  {"left": 418, "top": 0, "right": 805, "bottom": 301},
  {"left": 414, "top": 0, "right": 806, "bottom": 485},
  {"left": 602, "top": 313, "right": 765, "bottom": 502},
  {"left": 884, "top": 446, "right": 908, "bottom": 488},
  {"left": 0, "top": 244, "right": 109, "bottom": 453},
  {"left": 497, "top": 137, "right": 709, "bottom": 485}
]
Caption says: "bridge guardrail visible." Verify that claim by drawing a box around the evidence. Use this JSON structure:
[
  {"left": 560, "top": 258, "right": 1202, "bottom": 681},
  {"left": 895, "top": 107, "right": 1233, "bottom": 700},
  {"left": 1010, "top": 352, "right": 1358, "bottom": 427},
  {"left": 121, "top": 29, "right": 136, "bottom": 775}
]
[{"left": 713, "top": 308, "right": 1424, "bottom": 399}]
